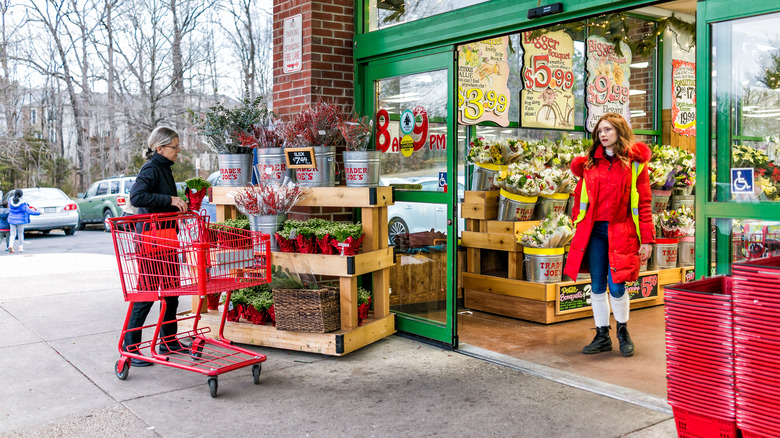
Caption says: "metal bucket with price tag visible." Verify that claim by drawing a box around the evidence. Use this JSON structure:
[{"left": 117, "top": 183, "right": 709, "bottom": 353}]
[
  {"left": 652, "top": 238, "right": 679, "bottom": 269},
  {"left": 295, "top": 146, "right": 337, "bottom": 187}
]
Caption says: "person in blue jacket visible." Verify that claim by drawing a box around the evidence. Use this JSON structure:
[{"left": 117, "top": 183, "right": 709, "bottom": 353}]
[
  {"left": 0, "top": 200, "right": 9, "bottom": 251},
  {"left": 8, "top": 189, "right": 40, "bottom": 253}
]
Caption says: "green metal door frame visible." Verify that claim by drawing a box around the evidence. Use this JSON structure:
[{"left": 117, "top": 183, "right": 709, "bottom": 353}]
[
  {"left": 694, "top": 2, "right": 780, "bottom": 277},
  {"left": 364, "top": 49, "right": 460, "bottom": 346}
]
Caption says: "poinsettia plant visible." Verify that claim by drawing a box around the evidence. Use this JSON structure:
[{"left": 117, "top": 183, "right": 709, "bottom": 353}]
[
  {"left": 517, "top": 213, "right": 574, "bottom": 248},
  {"left": 184, "top": 177, "right": 211, "bottom": 211}
]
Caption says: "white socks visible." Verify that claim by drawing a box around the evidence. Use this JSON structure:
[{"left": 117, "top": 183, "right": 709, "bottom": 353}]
[
  {"left": 591, "top": 292, "right": 611, "bottom": 327},
  {"left": 610, "top": 293, "right": 630, "bottom": 324}
]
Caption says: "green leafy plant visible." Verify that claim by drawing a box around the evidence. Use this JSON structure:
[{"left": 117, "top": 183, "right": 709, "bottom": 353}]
[
  {"left": 269, "top": 265, "right": 306, "bottom": 289},
  {"left": 358, "top": 287, "right": 372, "bottom": 305},
  {"left": 220, "top": 216, "right": 250, "bottom": 230},
  {"left": 330, "top": 222, "right": 363, "bottom": 242},
  {"left": 185, "top": 176, "right": 211, "bottom": 191}
]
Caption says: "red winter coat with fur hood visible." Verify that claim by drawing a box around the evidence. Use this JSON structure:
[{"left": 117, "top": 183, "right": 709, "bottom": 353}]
[{"left": 563, "top": 142, "right": 655, "bottom": 284}]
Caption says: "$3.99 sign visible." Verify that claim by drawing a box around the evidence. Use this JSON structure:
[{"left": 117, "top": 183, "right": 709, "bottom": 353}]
[
  {"left": 523, "top": 54, "right": 574, "bottom": 91},
  {"left": 458, "top": 87, "right": 508, "bottom": 122}
]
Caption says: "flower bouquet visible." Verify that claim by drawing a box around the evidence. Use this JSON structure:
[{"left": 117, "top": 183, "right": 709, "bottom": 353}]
[
  {"left": 283, "top": 102, "right": 345, "bottom": 147},
  {"left": 188, "top": 95, "right": 273, "bottom": 154},
  {"left": 496, "top": 162, "right": 542, "bottom": 197},
  {"left": 338, "top": 115, "right": 373, "bottom": 151},
  {"left": 184, "top": 176, "right": 212, "bottom": 211},
  {"left": 227, "top": 178, "right": 305, "bottom": 216},
  {"left": 517, "top": 213, "right": 574, "bottom": 248},
  {"left": 554, "top": 139, "right": 591, "bottom": 168},
  {"left": 467, "top": 137, "right": 503, "bottom": 165},
  {"left": 658, "top": 206, "right": 695, "bottom": 238},
  {"left": 648, "top": 161, "right": 676, "bottom": 189}
]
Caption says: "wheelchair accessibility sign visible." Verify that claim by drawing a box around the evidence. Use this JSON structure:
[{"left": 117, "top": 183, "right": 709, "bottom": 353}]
[{"left": 731, "top": 168, "right": 754, "bottom": 194}]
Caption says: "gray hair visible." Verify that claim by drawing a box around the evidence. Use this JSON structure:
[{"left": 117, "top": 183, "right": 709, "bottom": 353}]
[{"left": 144, "top": 126, "right": 179, "bottom": 159}]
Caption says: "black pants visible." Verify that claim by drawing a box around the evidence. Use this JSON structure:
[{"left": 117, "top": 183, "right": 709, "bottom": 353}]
[{"left": 124, "top": 296, "right": 180, "bottom": 351}]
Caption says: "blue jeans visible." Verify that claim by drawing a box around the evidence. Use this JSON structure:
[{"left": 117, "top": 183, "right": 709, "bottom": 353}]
[{"left": 587, "top": 221, "right": 626, "bottom": 298}]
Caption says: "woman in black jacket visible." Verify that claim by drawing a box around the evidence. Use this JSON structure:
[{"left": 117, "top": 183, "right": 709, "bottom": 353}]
[{"left": 124, "top": 126, "right": 188, "bottom": 366}]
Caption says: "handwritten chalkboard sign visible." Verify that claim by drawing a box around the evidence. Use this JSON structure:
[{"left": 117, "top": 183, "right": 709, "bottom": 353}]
[
  {"left": 285, "top": 147, "right": 316, "bottom": 169},
  {"left": 556, "top": 273, "right": 659, "bottom": 315}
]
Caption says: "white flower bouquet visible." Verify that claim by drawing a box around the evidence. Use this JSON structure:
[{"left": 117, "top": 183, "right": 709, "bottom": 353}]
[
  {"left": 496, "top": 162, "right": 542, "bottom": 197},
  {"left": 518, "top": 213, "right": 574, "bottom": 248}
]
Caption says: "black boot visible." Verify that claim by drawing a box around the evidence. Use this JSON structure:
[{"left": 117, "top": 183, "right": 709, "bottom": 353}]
[
  {"left": 616, "top": 322, "right": 634, "bottom": 357},
  {"left": 582, "top": 326, "right": 612, "bottom": 354}
]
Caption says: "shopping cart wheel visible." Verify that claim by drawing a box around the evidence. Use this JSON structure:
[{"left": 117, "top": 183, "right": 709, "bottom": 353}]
[
  {"left": 208, "top": 376, "right": 218, "bottom": 398},
  {"left": 115, "top": 360, "right": 129, "bottom": 380},
  {"left": 252, "top": 364, "right": 261, "bottom": 385}
]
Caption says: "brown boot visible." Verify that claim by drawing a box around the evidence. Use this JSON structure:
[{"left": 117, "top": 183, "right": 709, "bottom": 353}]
[{"left": 582, "top": 326, "right": 612, "bottom": 354}]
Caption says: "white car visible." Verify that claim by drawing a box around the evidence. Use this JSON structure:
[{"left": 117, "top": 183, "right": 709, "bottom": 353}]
[
  {"left": 4, "top": 188, "right": 80, "bottom": 235},
  {"left": 384, "top": 177, "right": 465, "bottom": 244}
]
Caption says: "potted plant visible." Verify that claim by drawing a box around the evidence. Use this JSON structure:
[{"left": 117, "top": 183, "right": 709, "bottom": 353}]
[
  {"left": 282, "top": 102, "right": 345, "bottom": 187},
  {"left": 189, "top": 95, "right": 273, "bottom": 187},
  {"left": 330, "top": 222, "right": 364, "bottom": 256},
  {"left": 357, "top": 286, "right": 372, "bottom": 326},
  {"left": 339, "top": 114, "right": 379, "bottom": 187},
  {"left": 183, "top": 176, "right": 211, "bottom": 212}
]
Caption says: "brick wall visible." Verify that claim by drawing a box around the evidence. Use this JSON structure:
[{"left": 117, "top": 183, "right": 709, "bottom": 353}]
[
  {"left": 627, "top": 18, "right": 655, "bottom": 132},
  {"left": 273, "top": 0, "right": 356, "bottom": 222},
  {"left": 272, "top": 0, "right": 355, "bottom": 119}
]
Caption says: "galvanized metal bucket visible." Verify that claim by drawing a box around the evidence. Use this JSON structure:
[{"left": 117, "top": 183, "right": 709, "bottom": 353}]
[
  {"left": 218, "top": 153, "right": 254, "bottom": 186},
  {"left": 523, "top": 247, "right": 565, "bottom": 283},
  {"left": 255, "top": 148, "right": 293, "bottom": 184},
  {"left": 471, "top": 163, "right": 505, "bottom": 191},
  {"left": 342, "top": 150, "right": 381, "bottom": 187},
  {"left": 672, "top": 185, "right": 694, "bottom": 196},
  {"left": 652, "top": 238, "right": 679, "bottom": 269},
  {"left": 566, "top": 194, "right": 575, "bottom": 217},
  {"left": 248, "top": 214, "right": 287, "bottom": 252},
  {"left": 670, "top": 194, "right": 695, "bottom": 211},
  {"left": 497, "top": 189, "right": 537, "bottom": 221},
  {"left": 678, "top": 236, "right": 695, "bottom": 266},
  {"left": 650, "top": 189, "right": 672, "bottom": 213},
  {"left": 295, "top": 146, "right": 336, "bottom": 187},
  {"left": 534, "top": 193, "right": 569, "bottom": 219}
]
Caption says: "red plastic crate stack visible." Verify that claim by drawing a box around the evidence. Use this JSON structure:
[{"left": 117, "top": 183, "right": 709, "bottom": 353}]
[
  {"left": 665, "top": 276, "right": 738, "bottom": 438},
  {"left": 732, "top": 256, "right": 780, "bottom": 438}
]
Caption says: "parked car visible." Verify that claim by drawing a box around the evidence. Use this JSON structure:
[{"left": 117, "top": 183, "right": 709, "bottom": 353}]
[
  {"left": 3, "top": 188, "right": 79, "bottom": 235},
  {"left": 383, "top": 176, "right": 465, "bottom": 245},
  {"left": 75, "top": 176, "right": 136, "bottom": 232}
]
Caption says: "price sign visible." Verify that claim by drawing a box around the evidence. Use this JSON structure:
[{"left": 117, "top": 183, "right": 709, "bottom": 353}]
[
  {"left": 556, "top": 273, "right": 658, "bottom": 315},
  {"left": 285, "top": 147, "right": 316, "bottom": 169},
  {"left": 457, "top": 36, "right": 511, "bottom": 126},
  {"left": 585, "top": 35, "right": 632, "bottom": 132},
  {"left": 520, "top": 30, "right": 576, "bottom": 130},
  {"left": 672, "top": 59, "right": 696, "bottom": 136}
]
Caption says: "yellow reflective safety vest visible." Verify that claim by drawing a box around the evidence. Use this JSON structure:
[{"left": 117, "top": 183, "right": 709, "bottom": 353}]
[{"left": 573, "top": 161, "right": 646, "bottom": 241}]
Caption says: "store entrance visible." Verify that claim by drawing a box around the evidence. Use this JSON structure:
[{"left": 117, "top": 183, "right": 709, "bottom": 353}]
[{"left": 366, "top": 50, "right": 459, "bottom": 346}]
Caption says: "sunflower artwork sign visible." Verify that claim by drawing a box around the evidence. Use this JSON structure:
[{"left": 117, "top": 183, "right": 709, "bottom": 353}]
[
  {"left": 457, "top": 37, "right": 511, "bottom": 127},
  {"left": 585, "top": 35, "right": 632, "bottom": 132}
]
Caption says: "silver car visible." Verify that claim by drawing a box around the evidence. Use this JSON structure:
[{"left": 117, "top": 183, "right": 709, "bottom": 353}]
[{"left": 4, "top": 188, "right": 80, "bottom": 235}]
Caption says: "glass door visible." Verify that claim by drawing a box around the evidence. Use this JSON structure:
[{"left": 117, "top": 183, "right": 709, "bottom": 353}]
[{"left": 365, "top": 49, "right": 458, "bottom": 346}]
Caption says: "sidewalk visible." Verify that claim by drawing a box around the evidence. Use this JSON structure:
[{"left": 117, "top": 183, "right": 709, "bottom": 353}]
[{"left": 0, "top": 253, "right": 676, "bottom": 437}]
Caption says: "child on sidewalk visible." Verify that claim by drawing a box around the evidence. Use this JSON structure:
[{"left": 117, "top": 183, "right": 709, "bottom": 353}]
[
  {"left": 8, "top": 189, "right": 40, "bottom": 253},
  {"left": 0, "top": 200, "right": 9, "bottom": 251}
]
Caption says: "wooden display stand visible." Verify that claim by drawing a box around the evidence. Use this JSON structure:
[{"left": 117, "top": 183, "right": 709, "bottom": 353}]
[
  {"left": 461, "top": 190, "right": 688, "bottom": 324},
  {"left": 180, "top": 186, "right": 396, "bottom": 356}
]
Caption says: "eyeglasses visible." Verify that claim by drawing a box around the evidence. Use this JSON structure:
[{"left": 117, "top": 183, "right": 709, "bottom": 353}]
[{"left": 164, "top": 144, "right": 181, "bottom": 151}]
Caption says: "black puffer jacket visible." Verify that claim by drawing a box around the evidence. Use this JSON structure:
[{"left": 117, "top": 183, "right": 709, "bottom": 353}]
[{"left": 130, "top": 152, "right": 178, "bottom": 215}]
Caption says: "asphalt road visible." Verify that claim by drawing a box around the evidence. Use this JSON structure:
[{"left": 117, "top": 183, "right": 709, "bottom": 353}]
[{"left": 18, "top": 226, "right": 115, "bottom": 256}]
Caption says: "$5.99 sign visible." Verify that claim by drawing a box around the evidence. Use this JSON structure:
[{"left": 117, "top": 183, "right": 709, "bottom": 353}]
[
  {"left": 523, "top": 54, "right": 575, "bottom": 91},
  {"left": 458, "top": 87, "right": 508, "bottom": 122}
]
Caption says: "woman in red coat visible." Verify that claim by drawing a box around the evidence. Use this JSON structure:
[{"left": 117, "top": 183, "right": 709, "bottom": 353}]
[{"left": 563, "top": 113, "right": 655, "bottom": 357}]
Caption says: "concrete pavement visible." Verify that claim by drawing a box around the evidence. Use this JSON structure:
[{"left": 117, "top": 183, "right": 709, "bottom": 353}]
[{"left": 0, "top": 251, "right": 676, "bottom": 437}]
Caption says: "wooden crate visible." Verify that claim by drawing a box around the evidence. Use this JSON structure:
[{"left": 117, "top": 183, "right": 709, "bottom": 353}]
[
  {"left": 462, "top": 191, "right": 499, "bottom": 220},
  {"left": 388, "top": 250, "right": 464, "bottom": 306}
]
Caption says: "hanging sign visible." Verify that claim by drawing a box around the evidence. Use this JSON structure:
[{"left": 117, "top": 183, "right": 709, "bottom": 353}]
[
  {"left": 283, "top": 14, "right": 302, "bottom": 73},
  {"left": 457, "top": 37, "right": 511, "bottom": 127},
  {"left": 520, "top": 30, "right": 576, "bottom": 129},
  {"left": 672, "top": 60, "right": 696, "bottom": 136},
  {"left": 585, "top": 36, "right": 632, "bottom": 132}
]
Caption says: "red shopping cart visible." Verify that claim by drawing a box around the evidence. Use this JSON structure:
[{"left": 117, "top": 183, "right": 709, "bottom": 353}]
[{"left": 109, "top": 211, "right": 271, "bottom": 397}]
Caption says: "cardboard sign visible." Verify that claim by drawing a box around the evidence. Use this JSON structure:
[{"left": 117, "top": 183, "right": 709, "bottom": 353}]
[
  {"left": 672, "top": 60, "right": 696, "bottom": 136},
  {"left": 585, "top": 36, "right": 632, "bottom": 132},
  {"left": 457, "top": 36, "right": 511, "bottom": 127},
  {"left": 285, "top": 147, "right": 316, "bottom": 169},
  {"left": 520, "top": 30, "right": 576, "bottom": 129}
]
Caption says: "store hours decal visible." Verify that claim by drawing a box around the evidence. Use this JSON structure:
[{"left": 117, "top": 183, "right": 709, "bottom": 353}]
[
  {"left": 376, "top": 107, "right": 446, "bottom": 155},
  {"left": 457, "top": 36, "right": 511, "bottom": 127}
]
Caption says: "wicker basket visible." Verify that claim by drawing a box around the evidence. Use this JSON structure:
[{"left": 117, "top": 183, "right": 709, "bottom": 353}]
[{"left": 272, "top": 287, "right": 341, "bottom": 333}]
